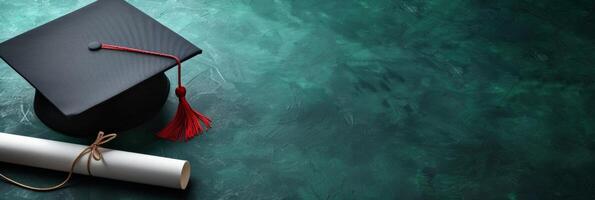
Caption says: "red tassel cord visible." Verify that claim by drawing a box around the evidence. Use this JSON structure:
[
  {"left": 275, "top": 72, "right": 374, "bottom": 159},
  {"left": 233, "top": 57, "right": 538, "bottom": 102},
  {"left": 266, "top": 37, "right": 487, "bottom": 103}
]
[{"left": 99, "top": 43, "right": 212, "bottom": 141}]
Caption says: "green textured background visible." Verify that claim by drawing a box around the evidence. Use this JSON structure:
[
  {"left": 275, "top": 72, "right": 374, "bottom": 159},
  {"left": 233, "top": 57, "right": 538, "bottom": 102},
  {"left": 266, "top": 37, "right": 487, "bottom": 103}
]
[{"left": 1, "top": 0, "right": 595, "bottom": 199}]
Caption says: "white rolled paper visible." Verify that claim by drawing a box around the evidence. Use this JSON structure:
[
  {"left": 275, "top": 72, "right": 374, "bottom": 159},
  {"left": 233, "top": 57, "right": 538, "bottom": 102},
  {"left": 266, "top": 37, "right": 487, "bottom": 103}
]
[{"left": 0, "top": 132, "right": 190, "bottom": 190}]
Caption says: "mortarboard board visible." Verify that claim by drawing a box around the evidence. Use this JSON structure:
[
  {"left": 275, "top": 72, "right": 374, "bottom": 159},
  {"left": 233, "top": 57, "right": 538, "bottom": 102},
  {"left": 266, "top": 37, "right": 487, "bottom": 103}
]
[{"left": 0, "top": 0, "right": 211, "bottom": 140}]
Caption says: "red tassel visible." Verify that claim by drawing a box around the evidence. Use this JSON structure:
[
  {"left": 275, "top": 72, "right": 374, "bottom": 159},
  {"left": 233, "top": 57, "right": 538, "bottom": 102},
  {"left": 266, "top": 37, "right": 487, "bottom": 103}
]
[
  {"left": 157, "top": 86, "right": 212, "bottom": 141},
  {"left": 96, "top": 43, "right": 213, "bottom": 141}
]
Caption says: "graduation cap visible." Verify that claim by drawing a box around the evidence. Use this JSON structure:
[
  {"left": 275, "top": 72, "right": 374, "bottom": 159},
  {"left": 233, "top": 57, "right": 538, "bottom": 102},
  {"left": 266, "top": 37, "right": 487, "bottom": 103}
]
[{"left": 0, "top": 0, "right": 211, "bottom": 141}]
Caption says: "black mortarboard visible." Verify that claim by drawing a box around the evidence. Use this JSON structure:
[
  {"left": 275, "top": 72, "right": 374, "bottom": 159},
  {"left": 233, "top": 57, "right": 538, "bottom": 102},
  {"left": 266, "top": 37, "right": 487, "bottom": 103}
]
[{"left": 0, "top": 0, "right": 212, "bottom": 139}]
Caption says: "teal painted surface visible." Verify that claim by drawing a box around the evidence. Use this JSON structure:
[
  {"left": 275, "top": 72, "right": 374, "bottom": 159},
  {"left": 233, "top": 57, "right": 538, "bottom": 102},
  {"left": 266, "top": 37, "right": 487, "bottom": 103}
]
[{"left": 1, "top": 0, "right": 595, "bottom": 199}]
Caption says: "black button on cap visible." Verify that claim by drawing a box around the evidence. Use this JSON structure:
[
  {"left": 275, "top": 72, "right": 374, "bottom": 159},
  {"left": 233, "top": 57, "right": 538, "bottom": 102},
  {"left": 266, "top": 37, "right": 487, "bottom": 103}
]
[{"left": 88, "top": 41, "right": 101, "bottom": 51}]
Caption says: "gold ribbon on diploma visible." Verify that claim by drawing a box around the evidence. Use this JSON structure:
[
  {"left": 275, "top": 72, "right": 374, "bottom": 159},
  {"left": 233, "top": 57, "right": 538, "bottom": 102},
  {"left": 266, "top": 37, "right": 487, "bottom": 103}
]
[{"left": 0, "top": 131, "right": 116, "bottom": 191}]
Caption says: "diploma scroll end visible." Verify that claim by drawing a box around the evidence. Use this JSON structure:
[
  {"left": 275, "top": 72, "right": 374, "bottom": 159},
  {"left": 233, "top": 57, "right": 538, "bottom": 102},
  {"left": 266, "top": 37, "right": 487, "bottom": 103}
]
[{"left": 180, "top": 161, "right": 191, "bottom": 190}]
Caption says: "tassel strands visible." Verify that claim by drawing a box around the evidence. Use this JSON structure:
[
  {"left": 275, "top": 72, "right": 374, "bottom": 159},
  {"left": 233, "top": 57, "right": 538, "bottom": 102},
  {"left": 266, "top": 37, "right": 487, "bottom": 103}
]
[{"left": 157, "top": 86, "right": 212, "bottom": 141}]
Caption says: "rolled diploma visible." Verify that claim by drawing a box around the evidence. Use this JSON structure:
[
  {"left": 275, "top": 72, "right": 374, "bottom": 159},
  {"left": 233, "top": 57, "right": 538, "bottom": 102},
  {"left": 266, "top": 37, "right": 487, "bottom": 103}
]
[{"left": 0, "top": 132, "right": 190, "bottom": 190}]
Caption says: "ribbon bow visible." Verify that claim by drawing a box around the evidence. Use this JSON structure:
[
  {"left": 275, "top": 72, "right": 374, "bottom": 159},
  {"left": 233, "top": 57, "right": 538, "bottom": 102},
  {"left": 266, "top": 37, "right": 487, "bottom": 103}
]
[
  {"left": 80, "top": 131, "right": 117, "bottom": 175},
  {"left": 0, "top": 131, "right": 117, "bottom": 191}
]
